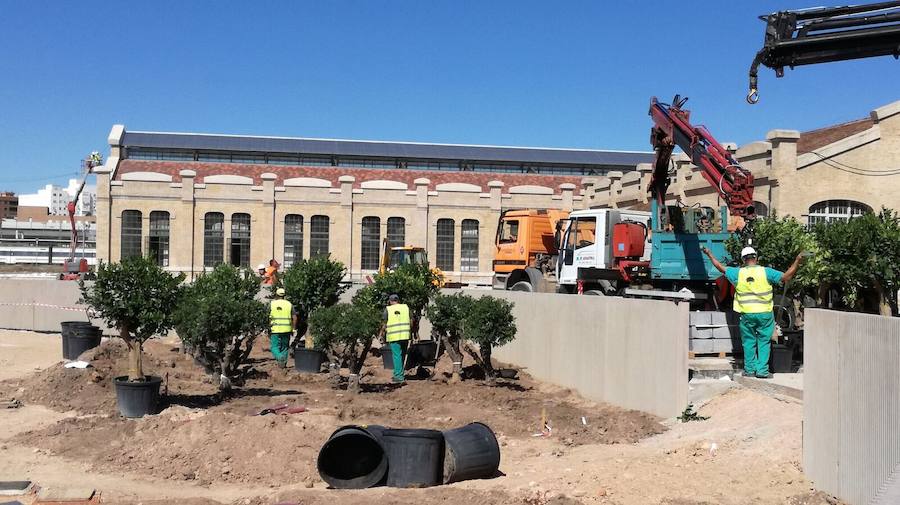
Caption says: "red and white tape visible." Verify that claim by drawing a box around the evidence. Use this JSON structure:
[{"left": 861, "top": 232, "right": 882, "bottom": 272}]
[{"left": 0, "top": 301, "right": 88, "bottom": 312}]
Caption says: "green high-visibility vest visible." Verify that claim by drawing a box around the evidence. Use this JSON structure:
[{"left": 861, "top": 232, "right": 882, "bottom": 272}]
[
  {"left": 270, "top": 299, "right": 293, "bottom": 333},
  {"left": 385, "top": 303, "right": 411, "bottom": 342},
  {"left": 733, "top": 266, "right": 773, "bottom": 314}
]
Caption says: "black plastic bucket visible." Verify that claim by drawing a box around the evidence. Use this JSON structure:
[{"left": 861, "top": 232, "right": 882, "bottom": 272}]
[
  {"left": 114, "top": 375, "right": 163, "bottom": 418},
  {"left": 60, "top": 321, "right": 93, "bottom": 359},
  {"left": 442, "top": 422, "right": 501, "bottom": 483},
  {"left": 382, "top": 347, "right": 394, "bottom": 370},
  {"left": 770, "top": 343, "right": 792, "bottom": 373},
  {"left": 294, "top": 349, "right": 326, "bottom": 373},
  {"left": 408, "top": 341, "right": 438, "bottom": 367},
  {"left": 66, "top": 326, "right": 101, "bottom": 360},
  {"left": 317, "top": 425, "right": 388, "bottom": 489},
  {"left": 382, "top": 428, "right": 444, "bottom": 488}
]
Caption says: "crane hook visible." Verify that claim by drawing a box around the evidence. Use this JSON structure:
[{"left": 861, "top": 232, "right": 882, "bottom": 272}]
[{"left": 747, "top": 88, "right": 759, "bottom": 104}]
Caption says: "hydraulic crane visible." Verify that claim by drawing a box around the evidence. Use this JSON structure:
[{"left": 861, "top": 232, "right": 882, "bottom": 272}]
[
  {"left": 61, "top": 152, "right": 103, "bottom": 280},
  {"left": 649, "top": 95, "right": 757, "bottom": 242},
  {"left": 748, "top": 0, "right": 900, "bottom": 103}
]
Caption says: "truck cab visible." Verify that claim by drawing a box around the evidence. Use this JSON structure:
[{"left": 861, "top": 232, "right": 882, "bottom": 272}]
[
  {"left": 492, "top": 209, "right": 568, "bottom": 291},
  {"left": 556, "top": 209, "right": 652, "bottom": 294}
]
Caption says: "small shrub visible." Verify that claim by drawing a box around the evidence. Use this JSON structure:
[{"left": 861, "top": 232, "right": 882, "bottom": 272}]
[
  {"left": 79, "top": 256, "right": 184, "bottom": 381},
  {"left": 174, "top": 264, "right": 268, "bottom": 389}
]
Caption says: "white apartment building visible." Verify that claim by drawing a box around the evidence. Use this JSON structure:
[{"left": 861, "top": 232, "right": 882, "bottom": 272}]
[{"left": 18, "top": 179, "right": 97, "bottom": 216}]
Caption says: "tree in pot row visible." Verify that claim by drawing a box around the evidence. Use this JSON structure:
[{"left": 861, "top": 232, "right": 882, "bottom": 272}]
[
  {"left": 278, "top": 255, "right": 349, "bottom": 349},
  {"left": 79, "top": 256, "right": 185, "bottom": 383},
  {"left": 307, "top": 263, "right": 440, "bottom": 393},
  {"left": 427, "top": 292, "right": 517, "bottom": 382},
  {"left": 173, "top": 264, "right": 268, "bottom": 390}
]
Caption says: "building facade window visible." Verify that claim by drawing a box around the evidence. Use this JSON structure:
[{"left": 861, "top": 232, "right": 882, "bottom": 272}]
[
  {"left": 230, "top": 213, "right": 251, "bottom": 267},
  {"left": 361, "top": 216, "right": 381, "bottom": 270},
  {"left": 120, "top": 210, "right": 142, "bottom": 260},
  {"left": 203, "top": 212, "right": 225, "bottom": 267},
  {"left": 808, "top": 199, "right": 871, "bottom": 225},
  {"left": 284, "top": 214, "right": 303, "bottom": 268},
  {"left": 148, "top": 211, "right": 170, "bottom": 267},
  {"left": 387, "top": 217, "right": 405, "bottom": 249},
  {"left": 460, "top": 219, "right": 479, "bottom": 272},
  {"left": 436, "top": 218, "right": 455, "bottom": 271},
  {"left": 310, "top": 215, "right": 330, "bottom": 258}
]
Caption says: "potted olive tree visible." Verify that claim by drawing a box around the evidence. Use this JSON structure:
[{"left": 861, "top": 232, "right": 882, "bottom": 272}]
[
  {"left": 79, "top": 256, "right": 184, "bottom": 417},
  {"left": 461, "top": 296, "right": 517, "bottom": 380},
  {"left": 174, "top": 264, "right": 268, "bottom": 390},
  {"left": 281, "top": 255, "right": 348, "bottom": 370},
  {"left": 426, "top": 292, "right": 474, "bottom": 382},
  {"left": 308, "top": 298, "right": 381, "bottom": 393}
]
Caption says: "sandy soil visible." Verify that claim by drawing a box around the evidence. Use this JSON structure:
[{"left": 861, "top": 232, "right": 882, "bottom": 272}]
[{"left": 0, "top": 330, "right": 841, "bottom": 505}]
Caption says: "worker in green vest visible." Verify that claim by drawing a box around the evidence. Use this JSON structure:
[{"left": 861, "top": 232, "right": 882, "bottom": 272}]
[
  {"left": 702, "top": 246, "right": 804, "bottom": 378},
  {"left": 380, "top": 294, "right": 411, "bottom": 384},
  {"left": 269, "top": 288, "right": 296, "bottom": 368}
]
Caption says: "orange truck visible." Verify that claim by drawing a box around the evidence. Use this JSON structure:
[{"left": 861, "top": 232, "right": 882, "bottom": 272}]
[{"left": 492, "top": 209, "right": 569, "bottom": 292}]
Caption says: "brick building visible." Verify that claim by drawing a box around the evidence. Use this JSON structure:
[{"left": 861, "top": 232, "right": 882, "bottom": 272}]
[
  {"left": 95, "top": 125, "right": 651, "bottom": 283},
  {"left": 0, "top": 192, "right": 17, "bottom": 219}
]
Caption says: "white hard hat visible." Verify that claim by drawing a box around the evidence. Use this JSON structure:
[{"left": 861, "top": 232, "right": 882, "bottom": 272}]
[
  {"left": 740, "top": 246, "right": 757, "bottom": 259},
  {"left": 257, "top": 264, "right": 266, "bottom": 270}
]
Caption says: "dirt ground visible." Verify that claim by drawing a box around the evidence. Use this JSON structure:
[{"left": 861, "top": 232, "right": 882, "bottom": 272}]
[{"left": 0, "top": 330, "right": 841, "bottom": 505}]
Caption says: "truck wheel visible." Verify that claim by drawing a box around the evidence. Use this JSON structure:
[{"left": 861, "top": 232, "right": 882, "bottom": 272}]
[
  {"left": 772, "top": 294, "right": 795, "bottom": 331},
  {"left": 556, "top": 285, "right": 573, "bottom": 294},
  {"left": 584, "top": 290, "right": 605, "bottom": 296},
  {"left": 510, "top": 281, "right": 533, "bottom": 292}
]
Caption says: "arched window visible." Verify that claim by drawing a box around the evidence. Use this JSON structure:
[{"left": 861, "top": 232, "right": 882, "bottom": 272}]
[
  {"left": 310, "top": 215, "right": 330, "bottom": 258},
  {"left": 436, "top": 218, "right": 455, "bottom": 271},
  {"left": 284, "top": 214, "right": 303, "bottom": 268},
  {"left": 361, "top": 216, "right": 381, "bottom": 270},
  {"left": 120, "top": 210, "right": 142, "bottom": 260},
  {"left": 808, "top": 200, "right": 871, "bottom": 225},
  {"left": 752, "top": 201, "right": 769, "bottom": 219},
  {"left": 230, "top": 213, "right": 251, "bottom": 267},
  {"left": 387, "top": 217, "right": 406, "bottom": 249},
  {"left": 148, "top": 211, "right": 170, "bottom": 267},
  {"left": 203, "top": 212, "right": 224, "bottom": 267},
  {"left": 460, "top": 219, "right": 479, "bottom": 272}
]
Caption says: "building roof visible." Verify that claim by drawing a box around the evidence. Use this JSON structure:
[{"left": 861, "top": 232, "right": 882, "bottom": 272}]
[
  {"left": 797, "top": 117, "right": 874, "bottom": 154},
  {"left": 119, "top": 130, "right": 653, "bottom": 167}
]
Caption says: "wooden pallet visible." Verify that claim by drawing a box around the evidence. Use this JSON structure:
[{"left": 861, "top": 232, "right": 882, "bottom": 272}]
[{"left": 689, "top": 351, "right": 740, "bottom": 359}]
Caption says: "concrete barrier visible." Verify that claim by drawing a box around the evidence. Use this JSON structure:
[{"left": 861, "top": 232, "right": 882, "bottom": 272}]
[
  {"left": 0, "top": 278, "right": 90, "bottom": 332},
  {"left": 480, "top": 290, "right": 689, "bottom": 419},
  {"left": 804, "top": 309, "right": 900, "bottom": 505}
]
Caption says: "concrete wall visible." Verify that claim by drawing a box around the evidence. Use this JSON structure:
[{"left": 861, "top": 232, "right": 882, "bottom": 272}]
[
  {"left": 484, "top": 290, "right": 689, "bottom": 419},
  {"left": 0, "top": 279, "right": 91, "bottom": 332},
  {"left": 804, "top": 309, "right": 900, "bottom": 505}
]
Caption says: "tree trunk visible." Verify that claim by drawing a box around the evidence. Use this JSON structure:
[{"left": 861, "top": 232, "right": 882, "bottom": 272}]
[
  {"left": 462, "top": 341, "right": 492, "bottom": 380},
  {"left": 874, "top": 281, "right": 893, "bottom": 317},
  {"left": 123, "top": 327, "right": 144, "bottom": 382},
  {"left": 479, "top": 343, "right": 496, "bottom": 379},
  {"left": 440, "top": 333, "right": 463, "bottom": 383}
]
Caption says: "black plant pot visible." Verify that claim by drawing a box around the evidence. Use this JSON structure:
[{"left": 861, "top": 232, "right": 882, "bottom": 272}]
[
  {"left": 294, "top": 349, "right": 326, "bottom": 373},
  {"left": 114, "top": 375, "right": 163, "bottom": 418}
]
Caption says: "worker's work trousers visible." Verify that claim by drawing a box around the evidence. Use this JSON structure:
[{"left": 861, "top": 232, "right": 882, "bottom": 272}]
[
  {"left": 739, "top": 312, "right": 775, "bottom": 376},
  {"left": 270, "top": 332, "right": 291, "bottom": 367},
  {"left": 389, "top": 340, "right": 409, "bottom": 382}
]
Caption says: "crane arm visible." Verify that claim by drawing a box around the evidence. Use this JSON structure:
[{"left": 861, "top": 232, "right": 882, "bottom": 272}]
[
  {"left": 648, "top": 96, "right": 755, "bottom": 221},
  {"left": 748, "top": 0, "right": 900, "bottom": 103}
]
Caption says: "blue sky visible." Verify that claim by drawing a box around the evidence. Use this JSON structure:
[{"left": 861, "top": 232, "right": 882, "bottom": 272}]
[{"left": 1, "top": 1, "right": 898, "bottom": 193}]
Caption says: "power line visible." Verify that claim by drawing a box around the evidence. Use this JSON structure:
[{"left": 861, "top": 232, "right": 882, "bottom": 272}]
[{"left": 809, "top": 151, "right": 900, "bottom": 176}]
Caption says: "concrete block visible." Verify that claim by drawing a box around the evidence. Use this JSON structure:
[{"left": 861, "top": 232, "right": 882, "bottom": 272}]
[
  {"left": 712, "top": 326, "right": 734, "bottom": 340},
  {"left": 691, "top": 327, "right": 715, "bottom": 339},
  {"left": 710, "top": 311, "right": 728, "bottom": 326},
  {"left": 690, "top": 338, "right": 715, "bottom": 353},
  {"left": 713, "top": 338, "right": 735, "bottom": 353},
  {"left": 690, "top": 311, "right": 712, "bottom": 326}
]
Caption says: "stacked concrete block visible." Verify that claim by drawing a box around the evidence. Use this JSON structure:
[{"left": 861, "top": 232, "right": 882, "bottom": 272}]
[{"left": 689, "top": 310, "right": 740, "bottom": 354}]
